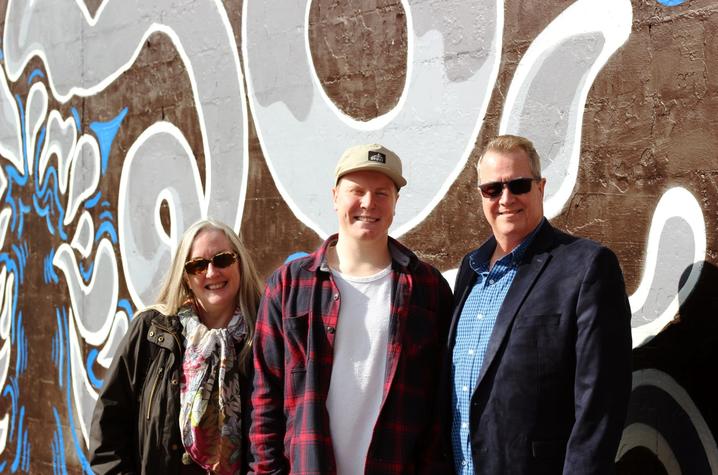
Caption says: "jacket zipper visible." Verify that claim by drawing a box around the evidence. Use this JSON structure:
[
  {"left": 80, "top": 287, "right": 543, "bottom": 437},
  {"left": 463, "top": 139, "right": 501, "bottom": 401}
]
[{"left": 146, "top": 366, "right": 164, "bottom": 420}]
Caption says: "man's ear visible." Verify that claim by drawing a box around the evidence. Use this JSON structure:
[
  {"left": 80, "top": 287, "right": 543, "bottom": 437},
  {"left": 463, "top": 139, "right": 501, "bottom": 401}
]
[{"left": 332, "top": 186, "right": 338, "bottom": 210}]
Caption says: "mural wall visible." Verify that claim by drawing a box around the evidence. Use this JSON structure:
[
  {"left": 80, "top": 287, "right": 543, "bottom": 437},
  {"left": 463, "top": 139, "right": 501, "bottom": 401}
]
[{"left": 0, "top": 0, "right": 715, "bottom": 472}]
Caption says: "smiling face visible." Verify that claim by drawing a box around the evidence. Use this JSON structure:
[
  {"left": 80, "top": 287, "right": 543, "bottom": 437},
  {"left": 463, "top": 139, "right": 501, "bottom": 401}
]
[
  {"left": 332, "top": 170, "right": 399, "bottom": 244},
  {"left": 479, "top": 148, "right": 545, "bottom": 252},
  {"left": 184, "top": 228, "right": 241, "bottom": 328}
]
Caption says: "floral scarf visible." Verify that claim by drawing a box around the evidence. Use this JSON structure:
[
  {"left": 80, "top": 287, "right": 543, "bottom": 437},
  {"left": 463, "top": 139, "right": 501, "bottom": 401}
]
[{"left": 178, "top": 305, "right": 246, "bottom": 474}]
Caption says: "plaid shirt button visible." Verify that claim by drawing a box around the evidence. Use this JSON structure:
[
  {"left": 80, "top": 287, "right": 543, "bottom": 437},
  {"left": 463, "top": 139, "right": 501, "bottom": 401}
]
[
  {"left": 332, "top": 293, "right": 339, "bottom": 301},
  {"left": 326, "top": 326, "right": 335, "bottom": 334}
]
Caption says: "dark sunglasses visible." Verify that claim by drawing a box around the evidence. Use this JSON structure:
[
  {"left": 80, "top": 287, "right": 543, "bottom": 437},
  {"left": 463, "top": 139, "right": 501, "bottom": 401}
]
[
  {"left": 184, "top": 251, "right": 238, "bottom": 275},
  {"left": 478, "top": 177, "right": 540, "bottom": 199}
]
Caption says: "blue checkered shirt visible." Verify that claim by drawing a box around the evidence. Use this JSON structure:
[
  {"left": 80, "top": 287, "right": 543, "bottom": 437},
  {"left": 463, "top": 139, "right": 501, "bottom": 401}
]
[{"left": 450, "top": 225, "right": 541, "bottom": 474}]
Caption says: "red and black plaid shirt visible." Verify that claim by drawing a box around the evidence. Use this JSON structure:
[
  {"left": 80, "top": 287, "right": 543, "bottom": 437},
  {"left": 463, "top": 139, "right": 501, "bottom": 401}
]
[{"left": 250, "top": 235, "right": 453, "bottom": 475}]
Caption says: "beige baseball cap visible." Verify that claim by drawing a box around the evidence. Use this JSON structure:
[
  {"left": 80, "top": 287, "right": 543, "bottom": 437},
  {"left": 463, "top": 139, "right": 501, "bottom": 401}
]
[{"left": 334, "top": 143, "right": 407, "bottom": 189}]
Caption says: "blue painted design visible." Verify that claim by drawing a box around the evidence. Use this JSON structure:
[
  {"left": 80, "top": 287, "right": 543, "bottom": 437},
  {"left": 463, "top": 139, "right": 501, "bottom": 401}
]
[
  {"left": 3, "top": 377, "right": 18, "bottom": 440},
  {"left": 58, "top": 306, "right": 94, "bottom": 473},
  {"left": 284, "top": 252, "right": 309, "bottom": 264},
  {"left": 0, "top": 49, "right": 4, "bottom": 61},
  {"left": 89, "top": 107, "right": 128, "bottom": 174},
  {"left": 99, "top": 210, "right": 114, "bottom": 221},
  {"left": 118, "top": 298, "right": 134, "bottom": 318},
  {"left": 70, "top": 107, "right": 81, "bottom": 132},
  {"left": 52, "top": 408, "right": 68, "bottom": 475},
  {"left": 101, "top": 200, "right": 110, "bottom": 208},
  {"left": 86, "top": 349, "right": 104, "bottom": 389},
  {"left": 78, "top": 259, "right": 94, "bottom": 284},
  {"left": 27, "top": 69, "right": 45, "bottom": 84},
  {"left": 44, "top": 249, "right": 59, "bottom": 284},
  {"left": 657, "top": 0, "right": 685, "bottom": 5},
  {"left": 84, "top": 191, "right": 102, "bottom": 209},
  {"left": 10, "top": 405, "right": 26, "bottom": 472},
  {"left": 16, "top": 198, "right": 31, "bottom": 238},
  {"left": 95, "top": 221, "right": 118, "bottom": 244},
  {"left": 55, "top": 308, "right": 64, "bottom": 388}
]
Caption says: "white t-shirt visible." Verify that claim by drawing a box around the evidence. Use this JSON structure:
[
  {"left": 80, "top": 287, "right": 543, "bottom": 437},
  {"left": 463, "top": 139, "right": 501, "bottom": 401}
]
[{"left": 325, "top": 264, "right": 393, "bottom": 475}]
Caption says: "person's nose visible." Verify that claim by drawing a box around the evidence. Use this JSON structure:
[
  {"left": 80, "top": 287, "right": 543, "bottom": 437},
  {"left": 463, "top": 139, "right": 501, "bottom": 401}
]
[
  {"left": 498, "top": 185, "right": 515, "bottom": 205},
  {"left": 205, "top": 262, "right": 219, "bottom": 278},
  {"left": 360, "top": 192, "right": 375, "bottom": 209}
]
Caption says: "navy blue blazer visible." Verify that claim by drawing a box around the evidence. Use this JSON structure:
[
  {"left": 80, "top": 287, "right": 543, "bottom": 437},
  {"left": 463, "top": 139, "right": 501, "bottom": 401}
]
[{"left": 449, "top": 220, "right": 632, "bottom": 475}]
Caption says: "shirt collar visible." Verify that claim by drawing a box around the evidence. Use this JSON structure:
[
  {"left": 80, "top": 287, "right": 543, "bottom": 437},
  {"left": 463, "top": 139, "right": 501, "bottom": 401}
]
[
  {"left": 469, "top": 217, "right": 546, "bottom": 273},
  {"left": 309, "top": 234, "right": 413, "bottom": 273}
]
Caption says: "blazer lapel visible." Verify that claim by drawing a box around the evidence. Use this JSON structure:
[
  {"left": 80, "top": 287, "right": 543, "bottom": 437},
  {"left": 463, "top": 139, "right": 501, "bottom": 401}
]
[{"left": 474, "top": 222, "right": 555, "bottom": 391}]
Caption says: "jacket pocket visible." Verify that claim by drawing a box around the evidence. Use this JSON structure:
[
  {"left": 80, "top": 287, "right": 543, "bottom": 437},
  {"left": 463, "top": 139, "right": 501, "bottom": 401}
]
[{"left": 514, "top": 313, "right": 561, "bottom": 328}]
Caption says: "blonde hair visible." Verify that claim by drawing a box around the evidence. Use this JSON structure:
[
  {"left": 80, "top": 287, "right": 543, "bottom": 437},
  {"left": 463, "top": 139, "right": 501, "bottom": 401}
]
[
  {"left": 477, "top": 134, "right": 542, "bottom": 180},
  {"left": 149, "top": 218, "right": 262, "bottom": 372}
]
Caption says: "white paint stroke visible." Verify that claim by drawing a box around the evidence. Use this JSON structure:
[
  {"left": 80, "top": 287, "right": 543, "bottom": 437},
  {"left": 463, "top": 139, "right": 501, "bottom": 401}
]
[
  {"left": 629, "top": 187, "right": 705, "bottom": 347},
  {"left": 500, "top": 0, "right": 632, "bottom": 218},
  {"left": 38, "top": 110, "right": 78, "bottom": 193},
  {"left": 64, "top": 134, "right": 101, "bottom": 225},
  {"left": 25, "top": 82, "right": 49, "bottom": 176},
  {"left": 4, "top": 0, "right": 248, "bottom": 230},
  {"left": 96, "top": 311, "right": 129, "bottom": 369},
  {"left": 71, "top": 211, "right": 95, "bottom": 259},
  {"left": 630, "top": 369, "right": 718, "bottom": 473},
  {"left": 53, "top": 239, "right": 118, "bottom": 346},
  {"left": 118, "top": 122, "right": 203, "bottom": 307},
  {"left": 68, "top": 311, "right": 99, "bottom": 448},
  {"left": 0, "top": 66, "right": 23, "bottom": 174},
  {"left": 243, "top": 0, "right": 503, "bottom": 238},
  {"left": 617, "top": 423, "right": 681, "bottom": 474}
]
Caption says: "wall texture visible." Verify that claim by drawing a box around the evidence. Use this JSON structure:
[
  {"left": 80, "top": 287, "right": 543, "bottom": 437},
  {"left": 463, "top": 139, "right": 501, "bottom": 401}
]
[{"left": 0, "top": 0, "right": 716, "bottom": 472}]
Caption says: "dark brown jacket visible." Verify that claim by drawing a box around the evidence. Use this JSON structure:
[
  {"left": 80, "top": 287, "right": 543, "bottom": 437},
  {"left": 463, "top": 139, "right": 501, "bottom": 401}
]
[{"left": 89, "top": 309, "right": 253, "bottom": 474}]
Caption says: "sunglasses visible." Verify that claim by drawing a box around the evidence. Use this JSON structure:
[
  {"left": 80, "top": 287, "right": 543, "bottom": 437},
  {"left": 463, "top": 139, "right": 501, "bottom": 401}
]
[
  {"left": 478, "top": 177, "right": 540, "bottom": 199},
  {"left": 184, "top": 251, "right": 238, "bottom": 275}
]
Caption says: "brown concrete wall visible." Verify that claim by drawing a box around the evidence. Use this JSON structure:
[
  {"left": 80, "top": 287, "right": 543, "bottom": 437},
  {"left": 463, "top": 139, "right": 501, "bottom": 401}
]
[{"left": 0, "top": 0, "right": 715, "bottom": 472}]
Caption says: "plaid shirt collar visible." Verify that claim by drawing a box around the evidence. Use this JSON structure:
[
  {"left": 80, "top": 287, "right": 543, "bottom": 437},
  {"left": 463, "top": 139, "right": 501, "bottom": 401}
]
[{"left": 305, "top": 233, "right": 414, "bottom": 274}]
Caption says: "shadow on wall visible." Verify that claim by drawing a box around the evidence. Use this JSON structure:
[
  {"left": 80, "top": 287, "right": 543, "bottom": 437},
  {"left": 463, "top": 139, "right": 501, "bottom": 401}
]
[{"left": 617, "top": 262, "right": 718, "bottom": 475}]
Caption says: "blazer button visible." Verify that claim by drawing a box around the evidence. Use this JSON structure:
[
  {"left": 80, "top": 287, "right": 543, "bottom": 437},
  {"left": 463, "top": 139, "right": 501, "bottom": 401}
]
[
  {"left": 326, "top": 326, "right": 336, "bottom": 334},
  {"left": 171, "top": 378, "right": 178, "bottom": 385},
  {"left": 158, "top": 336, "right": 164, "bottom": 343},
  {"left": 148, "top": 331, "right": 154, "bottom": 337}
]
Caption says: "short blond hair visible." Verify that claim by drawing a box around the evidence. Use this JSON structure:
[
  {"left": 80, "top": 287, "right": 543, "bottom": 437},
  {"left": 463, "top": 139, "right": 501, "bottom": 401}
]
[{"left": 477, "top": 135, "right": 542, "bottom": 180}]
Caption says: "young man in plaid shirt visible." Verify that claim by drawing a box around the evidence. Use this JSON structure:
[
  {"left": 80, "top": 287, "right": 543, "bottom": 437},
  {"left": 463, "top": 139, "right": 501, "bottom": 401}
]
[{"left": 250, "top": 144, "right": 453, "bottom": 474}]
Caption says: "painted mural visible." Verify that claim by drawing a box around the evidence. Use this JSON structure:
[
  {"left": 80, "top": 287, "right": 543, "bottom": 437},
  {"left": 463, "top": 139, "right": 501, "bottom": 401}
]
[{"left": 0, "top": 0, "right": 715, "bottom": 472}]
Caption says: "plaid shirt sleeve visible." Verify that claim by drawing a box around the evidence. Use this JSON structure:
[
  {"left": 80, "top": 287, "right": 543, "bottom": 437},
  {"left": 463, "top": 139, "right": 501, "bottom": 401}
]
[
  {"left": 249, "top": 270, "right": 288, "bottom": 474},
  {"left": 415, "top": 268, "right": 455, "bottom": 474}
]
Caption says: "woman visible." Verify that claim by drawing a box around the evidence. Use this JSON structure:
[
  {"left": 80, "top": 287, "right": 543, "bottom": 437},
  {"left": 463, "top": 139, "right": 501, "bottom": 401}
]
[{"left": 89, "top": 219, "right": 262, "bottom": 474}]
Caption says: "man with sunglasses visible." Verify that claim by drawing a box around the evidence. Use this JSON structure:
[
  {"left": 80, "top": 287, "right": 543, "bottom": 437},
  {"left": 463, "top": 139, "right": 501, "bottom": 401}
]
[
  {"left": 449, "top": 135, "right": 632, "bottom": 474},
  {"left": 251, "top": 144, "right": 453, "bottom": 474}
]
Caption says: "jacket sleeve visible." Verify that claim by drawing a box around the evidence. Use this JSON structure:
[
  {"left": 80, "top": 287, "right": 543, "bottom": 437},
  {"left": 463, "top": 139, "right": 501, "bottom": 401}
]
[
  {"left": 89, "top": 312, "right": 150, "bottom": 475},
  {"left": 564, "top": 246, "right": 632, "bottom": 474},
  {"left": 248, "top": 275, "right": 289, "bottom": 475},
  {"left": 417, "top": 269, "right": 456, "bottom": 475}
]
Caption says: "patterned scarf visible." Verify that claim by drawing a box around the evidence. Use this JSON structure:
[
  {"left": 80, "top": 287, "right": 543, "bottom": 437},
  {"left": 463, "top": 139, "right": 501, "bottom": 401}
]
[{"left": 178, "top": 305, "right": 246, "bottom": 474}]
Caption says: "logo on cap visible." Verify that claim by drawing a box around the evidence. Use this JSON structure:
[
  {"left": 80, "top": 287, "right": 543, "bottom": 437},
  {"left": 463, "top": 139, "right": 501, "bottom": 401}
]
[{"left": 368, "top": 151, "right": 386, "bottom": 163}]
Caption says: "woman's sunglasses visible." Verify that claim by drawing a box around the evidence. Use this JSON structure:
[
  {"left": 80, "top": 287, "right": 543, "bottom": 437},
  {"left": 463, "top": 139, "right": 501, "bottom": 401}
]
[
  {"left": 184, "top": 251, "right": 238, "bottom": 275},
  {"left": 478, "top": 177, "right": 540, "bottom": 199}
]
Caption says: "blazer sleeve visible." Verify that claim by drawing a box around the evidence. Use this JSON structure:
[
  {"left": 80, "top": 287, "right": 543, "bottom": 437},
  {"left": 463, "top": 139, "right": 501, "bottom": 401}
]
[
  {"left": 89, "top": 313, "right": 151, "bottom": 475},
  {"left": 564, "top": 246, "right": 632, "bottom": 474},
  {"left": 248, "top": 276, "right": 289, "bottom": 475}
]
